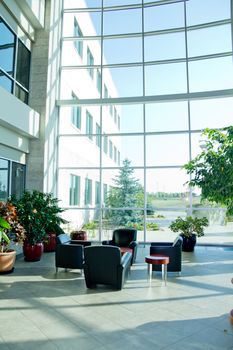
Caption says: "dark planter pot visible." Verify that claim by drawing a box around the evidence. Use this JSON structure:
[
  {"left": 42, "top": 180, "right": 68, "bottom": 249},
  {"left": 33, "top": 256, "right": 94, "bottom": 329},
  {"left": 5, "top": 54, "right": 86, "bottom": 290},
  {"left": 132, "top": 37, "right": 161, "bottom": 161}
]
[
  {"left": 180, "top": 234, "right": 197, "bottom": 252},
  {"left": 43, "top": 233, "right": 56, "bottom": 252},
  {"left": 71, "top": 230, "right": 87, "bottom": 240},
  {"left": 23, "top": 241, "right": 44, "bottom": 261}
]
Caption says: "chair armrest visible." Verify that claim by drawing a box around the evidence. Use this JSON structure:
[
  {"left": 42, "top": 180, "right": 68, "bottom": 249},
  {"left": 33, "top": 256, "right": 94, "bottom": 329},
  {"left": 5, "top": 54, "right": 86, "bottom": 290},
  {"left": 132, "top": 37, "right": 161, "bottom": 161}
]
[
  {"left": 121, "top": 252, "right": 132, "bottom": 268},
  {"left": 102, "top": 240, "right": 114, "bottom": 245},
  {"left": 129, "top": 241, "right": 138, "bottom": 249}
]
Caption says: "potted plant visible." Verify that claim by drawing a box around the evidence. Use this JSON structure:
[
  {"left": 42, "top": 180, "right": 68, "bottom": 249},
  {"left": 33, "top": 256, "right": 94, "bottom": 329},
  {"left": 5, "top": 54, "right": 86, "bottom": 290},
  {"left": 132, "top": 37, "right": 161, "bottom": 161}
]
[
  {"left": 10, "top": 190, "right": 66, "bottom": 260},
  {"left": 169, "top": 216, "right": 209, "bottom": 252},
  {"left": 0, "top": 201, "right": 25, "bottom": 273},
  {"left": 42, "top": 195, "right": 67, "bottom": 252}
]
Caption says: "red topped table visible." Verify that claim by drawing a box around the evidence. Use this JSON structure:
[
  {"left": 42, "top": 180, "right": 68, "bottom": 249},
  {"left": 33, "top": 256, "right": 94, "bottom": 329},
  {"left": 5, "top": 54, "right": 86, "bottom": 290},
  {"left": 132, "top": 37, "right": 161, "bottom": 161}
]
[{"left": 145, "top": 254, "right": 169, "bottom": 285}]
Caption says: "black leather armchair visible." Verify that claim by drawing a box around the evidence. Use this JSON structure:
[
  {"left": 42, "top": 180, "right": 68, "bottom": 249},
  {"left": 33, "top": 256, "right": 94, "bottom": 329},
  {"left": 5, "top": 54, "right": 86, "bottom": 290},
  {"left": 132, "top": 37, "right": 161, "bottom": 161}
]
[
  {"left": 83, "top": 246, "right": 132, "bottom": 290},
  {"left": 55, "top": 233, "right": 91, "bottom": 273},
  {"left": 150, "top": 236, "right": 183, "bottom": 273},
  {"left": 102, "top": 228, "right": 138, "bottom": 264}
]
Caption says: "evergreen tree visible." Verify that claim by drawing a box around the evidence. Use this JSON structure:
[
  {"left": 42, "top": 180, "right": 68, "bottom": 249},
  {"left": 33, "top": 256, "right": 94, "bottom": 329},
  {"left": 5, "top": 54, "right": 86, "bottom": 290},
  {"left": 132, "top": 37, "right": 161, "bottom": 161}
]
[{"left": 106, "top": 159, "right": 143, "bottom": 226}]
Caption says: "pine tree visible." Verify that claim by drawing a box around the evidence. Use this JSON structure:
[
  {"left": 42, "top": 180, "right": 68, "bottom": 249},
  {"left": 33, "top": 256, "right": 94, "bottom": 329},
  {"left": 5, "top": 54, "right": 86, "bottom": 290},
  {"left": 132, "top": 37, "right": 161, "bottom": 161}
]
[{"left": 106, "top": 159, "right": 143, "bottom": 226}]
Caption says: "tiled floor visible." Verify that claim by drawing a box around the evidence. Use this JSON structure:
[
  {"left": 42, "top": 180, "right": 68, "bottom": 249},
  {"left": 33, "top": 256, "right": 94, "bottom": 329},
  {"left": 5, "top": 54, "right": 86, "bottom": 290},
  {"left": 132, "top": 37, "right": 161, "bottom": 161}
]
[{"left": 0, "top": 245, "right": 233, "bottom": 350}]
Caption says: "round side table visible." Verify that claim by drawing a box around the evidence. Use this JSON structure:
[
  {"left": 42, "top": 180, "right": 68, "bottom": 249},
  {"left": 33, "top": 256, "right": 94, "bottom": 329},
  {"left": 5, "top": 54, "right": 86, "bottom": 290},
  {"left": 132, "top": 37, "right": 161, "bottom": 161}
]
[{"left": 145, "top": 254, "right": 169, "bottom": 285}]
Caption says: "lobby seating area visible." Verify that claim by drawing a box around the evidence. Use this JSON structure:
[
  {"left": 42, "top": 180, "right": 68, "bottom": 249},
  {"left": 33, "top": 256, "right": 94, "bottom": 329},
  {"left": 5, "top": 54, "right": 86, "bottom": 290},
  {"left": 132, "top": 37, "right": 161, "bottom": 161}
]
[{"left": 1, "top": 244, "right": 233, "bottom": 349}]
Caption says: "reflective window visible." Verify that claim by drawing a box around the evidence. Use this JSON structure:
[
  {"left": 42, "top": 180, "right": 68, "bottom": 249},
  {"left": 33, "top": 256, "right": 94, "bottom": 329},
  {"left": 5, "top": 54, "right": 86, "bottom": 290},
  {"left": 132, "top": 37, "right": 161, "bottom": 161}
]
[
  {"left": 74, "top": 17, "right": 83, "bottom": 57},
  {"left": 16, "top": 40, "right": 30, "bottom": 89},
  {"left": 0, "top": 70, "right": 13, "bottom": 92},
  {"left": 69, "top": 174, "right": 80, "bottom": 206},
  {"left": 186, "top": 0, "right": 230, "bottom": 26},
  {"left": 85, "top": 178, "right": 92, "bottom": 205},
  {"left": 144, "top": 2, "right": 184, "bottom": 31},
  {"left": 0, "top": 158, "right": 9, "bottom": 201},
  {"left": 189, "top": 56, "right": 233, "bottom": 92},
  {"left": 187, "top": 25, "right": 232, "bottom": 57},
  {"left": 11, "top": 162, "right": 25, "bottom": 199},
  {"left": 0, "top": 18, "right": 15, "bottom": 76},
  {"left": 0, "top": 17, "right": 30, "bottom": 103}
]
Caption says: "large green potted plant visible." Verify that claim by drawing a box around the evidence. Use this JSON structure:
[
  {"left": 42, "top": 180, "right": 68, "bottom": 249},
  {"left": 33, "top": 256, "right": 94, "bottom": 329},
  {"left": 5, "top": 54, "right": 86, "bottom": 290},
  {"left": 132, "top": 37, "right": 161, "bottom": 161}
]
[
  {"left": 0, "top": 201, "right": 25, "bottom": 273},
  {"left": 169, "top": 216, "right": 209, "bottom": 252},
  {"left": 10, "top": 190, "right": 66, "bottom": 260},
  {"left": 184, "top": 126, "right": 233, "bottom": 218}
]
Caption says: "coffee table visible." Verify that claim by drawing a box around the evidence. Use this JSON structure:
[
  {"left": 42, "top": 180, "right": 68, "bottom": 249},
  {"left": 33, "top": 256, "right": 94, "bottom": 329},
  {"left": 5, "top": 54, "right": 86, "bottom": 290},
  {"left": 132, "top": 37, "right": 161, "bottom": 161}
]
[{"left": 145, "top": 254, "right": 169, "bottom": 285}]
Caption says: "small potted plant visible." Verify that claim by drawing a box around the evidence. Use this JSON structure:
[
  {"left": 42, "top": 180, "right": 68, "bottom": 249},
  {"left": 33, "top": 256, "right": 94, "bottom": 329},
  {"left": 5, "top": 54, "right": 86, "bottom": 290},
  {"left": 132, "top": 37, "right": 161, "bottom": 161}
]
[
  {"left": 0, "top": 201, "right": 25, "bottom": 273},
  {"left": 169, "top": 216, "right": 209, "bottom": 252}
]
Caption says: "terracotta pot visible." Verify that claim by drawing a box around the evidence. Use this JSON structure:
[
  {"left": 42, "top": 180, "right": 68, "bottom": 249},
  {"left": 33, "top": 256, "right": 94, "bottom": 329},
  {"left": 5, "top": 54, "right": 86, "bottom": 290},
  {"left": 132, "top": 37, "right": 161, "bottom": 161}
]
[
  {"left": 43, "top": 233, "right": 56, "bottom": 252},
  {"left": 23, "top": 241, "right": 44, "bottom": 261},
  {"left": 0, "top": 249, "right": 16, "bottom": 274},
  {"left": 71, "top": 230, "right": 87, "bottom": 240}
]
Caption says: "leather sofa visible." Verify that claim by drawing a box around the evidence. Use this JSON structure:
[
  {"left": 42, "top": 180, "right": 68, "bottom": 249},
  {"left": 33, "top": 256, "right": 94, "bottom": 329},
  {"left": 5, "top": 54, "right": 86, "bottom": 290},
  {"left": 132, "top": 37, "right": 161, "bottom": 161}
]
[{"left": 83, "top": 245, "right": 132, "bottom": 290}]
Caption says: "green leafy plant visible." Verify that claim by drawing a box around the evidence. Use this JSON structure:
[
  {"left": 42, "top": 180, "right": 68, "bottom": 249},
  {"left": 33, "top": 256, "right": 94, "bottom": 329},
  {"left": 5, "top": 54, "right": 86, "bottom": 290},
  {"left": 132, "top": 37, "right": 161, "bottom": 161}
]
[
  {"left": 169, "top": 216, "right": 209, "bottom": 238},
  {"left": 184, "top": 126, "right": 233, "bottom": 216},
  {"left": 0, "top": 201, "right": 25, "bottom": 252},
  {"left": 10, "top": 191, "right": 66, "bottom": 245}
]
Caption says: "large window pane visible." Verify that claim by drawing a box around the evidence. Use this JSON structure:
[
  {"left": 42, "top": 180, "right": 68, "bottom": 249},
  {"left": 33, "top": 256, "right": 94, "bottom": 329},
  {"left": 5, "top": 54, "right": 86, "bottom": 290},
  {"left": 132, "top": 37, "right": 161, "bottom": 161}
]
[
  {"left": 62, "top": 39, "right": 101, "bottom": 66},
  {"left": 146, "top": 134, "right": 189, "bottom": 166},
  {"left": 102, "top": 135, "right": 144, "bottom": 167},
  {"left": 103, "top": 0, "right": 141, "bottom": 6},
  {"left": 103, "top": 66, "right": 143, "bottom": 98},
  {"left": 103, "top": 8, "right": 141, "bottom": 35},
  {"left": 146, "top": 102, "right": 189, "bottom": 132},
  {"left": 0, "top": 18, "right": 15, "bottom": 76},
  {"left": 59, "top": 136, "right": 100, "bottom": 167},
  {"left": 186, "top": 0, "right": 230, "bottom": 26},
  {"left": 144, "top": 2, "right": 184, "bottom": 32},
  {"left": 63, "top": 12, "right": 101, "bottom": 36},
  {"left": 145, "top": 63, "right": 187, "bottom": 95},
  {"left": 187, "top": 25, "right": 232, "bottom": 57},
  {"left": 0, "top": 158, "right": 9, "bottom": 201},
  {"left": 103, "top": 37, "right": 142, "bottom": 64},
  {"left": 11, "top": 162, "right": 25, "bottom": 199},
  {"left": 189, "top": 56, "right": 233, "bottom": 92},
  {"left": 190, "top": 98, "right": 233, "bottom": 130},
  {"left": 60, "top": 69, "right": 100, "bottom": 99},
  {"left": 16, "top": 40, "right": 30, "bottom": 89},
  {"left": 0, "top": 71, "right": 13, "bottom": 93},
  {"left": 145, "top": 32, "right": 186, "bottom": 61}
]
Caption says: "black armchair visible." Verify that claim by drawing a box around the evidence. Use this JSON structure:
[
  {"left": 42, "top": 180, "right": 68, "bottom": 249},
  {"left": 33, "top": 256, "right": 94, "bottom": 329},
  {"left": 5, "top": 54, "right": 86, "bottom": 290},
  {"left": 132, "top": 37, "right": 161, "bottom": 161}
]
[
  {"left": 55, "top": 233, "right": 91, "bottom": 273},
  {"left": 102, "top": 228, "right": 138, "bottom": 264},
  {"left": 150, "top": 236, "right": 183, "bottom": 273},
  {"left": 83, "top": 246, "right": 132, "bottom": 290}
]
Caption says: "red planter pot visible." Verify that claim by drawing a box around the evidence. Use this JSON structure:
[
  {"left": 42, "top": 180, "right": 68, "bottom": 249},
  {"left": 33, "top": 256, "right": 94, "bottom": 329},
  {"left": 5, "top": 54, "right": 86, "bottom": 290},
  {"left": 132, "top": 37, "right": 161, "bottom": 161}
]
[
  {"left": 23, "top": 242, "right": 44, "bottom": 262},
  {"left": 43, "top": 233, "right": 57, "bottom": 252}
]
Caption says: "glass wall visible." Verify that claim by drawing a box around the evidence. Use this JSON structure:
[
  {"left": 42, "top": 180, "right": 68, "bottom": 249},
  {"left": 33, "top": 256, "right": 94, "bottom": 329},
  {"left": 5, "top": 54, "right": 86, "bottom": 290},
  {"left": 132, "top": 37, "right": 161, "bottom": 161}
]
[{"left": 59, "top": 0, "right": 233, "bottom": 242}]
